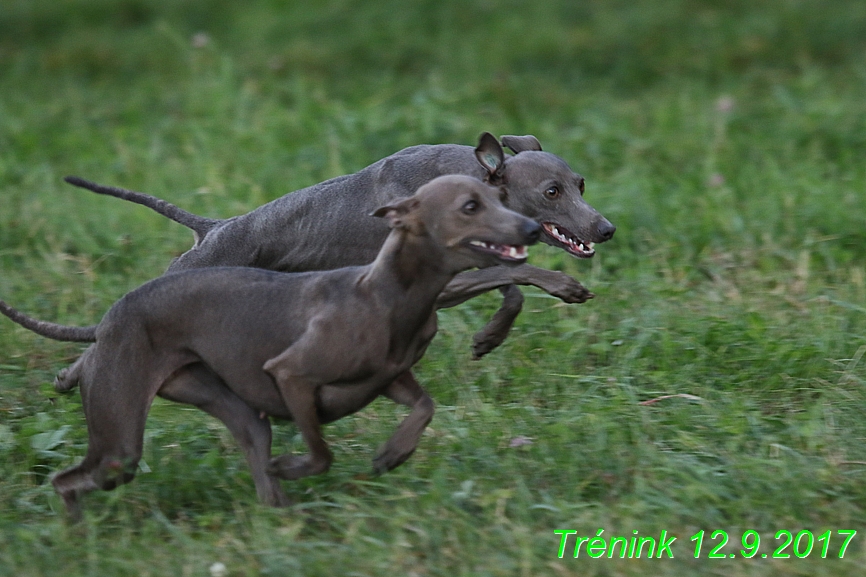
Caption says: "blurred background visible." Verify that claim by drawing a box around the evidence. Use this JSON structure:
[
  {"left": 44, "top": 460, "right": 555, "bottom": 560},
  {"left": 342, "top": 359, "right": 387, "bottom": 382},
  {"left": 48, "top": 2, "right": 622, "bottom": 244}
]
[{"left": 1, "top": 1, "right": 866, "bottom": 575}]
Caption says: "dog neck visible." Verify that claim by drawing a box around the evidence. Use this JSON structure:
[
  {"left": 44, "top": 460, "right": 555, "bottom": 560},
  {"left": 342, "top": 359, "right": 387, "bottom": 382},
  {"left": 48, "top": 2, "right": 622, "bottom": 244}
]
[
  {"left": 352, "top": 227, "right": 457, "bottom": 359},
  {"left": 362, "top": 227, "right": 455, "bottom": 297}
]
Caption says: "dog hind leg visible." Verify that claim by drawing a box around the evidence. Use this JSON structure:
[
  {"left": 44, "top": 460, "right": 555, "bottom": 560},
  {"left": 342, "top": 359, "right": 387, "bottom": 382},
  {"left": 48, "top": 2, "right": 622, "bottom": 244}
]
[
  {"left": 54, "top": 347, "right": 94, "bottom": 392},
  {"left": 157, "top": 364, "right": 290, "bottom": 507},
  {"left": 52, "top": 378, "right": 150, "bottom": 521},
  {"left": 51, "top": 337, "right": 172, "bottom": 520}
]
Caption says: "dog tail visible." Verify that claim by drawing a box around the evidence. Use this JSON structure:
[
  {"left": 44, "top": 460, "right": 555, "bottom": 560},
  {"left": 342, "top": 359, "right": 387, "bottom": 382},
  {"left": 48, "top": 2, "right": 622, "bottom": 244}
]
[
  {"left": 64, "top": 176, "right": 219, "bottom": 245},
  {"left": 0, "top": 299, "right": 97, "bottom": 342}
]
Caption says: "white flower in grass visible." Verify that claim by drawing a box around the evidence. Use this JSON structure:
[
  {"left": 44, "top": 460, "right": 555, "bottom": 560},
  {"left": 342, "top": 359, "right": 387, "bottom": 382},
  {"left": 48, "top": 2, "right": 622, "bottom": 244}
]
[
  {"left": 509, "top": 436, "right": 534, "bottom": 448},
  {"left": 192, "top": 32, "right": 211, "bottom": 49}
]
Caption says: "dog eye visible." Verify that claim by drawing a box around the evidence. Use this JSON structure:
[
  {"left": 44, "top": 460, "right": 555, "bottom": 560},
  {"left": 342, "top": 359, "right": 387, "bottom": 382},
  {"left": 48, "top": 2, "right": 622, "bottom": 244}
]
[
  {"left": 544, "top": 185, "right": 560, "bottom": 199},
  {"left": 462, "top": 200, "right": 479, "bottom": 214},
  {"left": 578, "top": 179, "right": 585, "bottom": 195}
]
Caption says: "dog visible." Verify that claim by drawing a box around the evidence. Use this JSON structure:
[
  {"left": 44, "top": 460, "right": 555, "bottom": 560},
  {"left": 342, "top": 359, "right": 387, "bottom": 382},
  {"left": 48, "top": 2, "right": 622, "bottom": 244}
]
[
  {"left": 2, "top": 175, "right": 541, "bottom": 519},
  {"left": 63, "top": 132, "right": 614, "bottom": 357}
]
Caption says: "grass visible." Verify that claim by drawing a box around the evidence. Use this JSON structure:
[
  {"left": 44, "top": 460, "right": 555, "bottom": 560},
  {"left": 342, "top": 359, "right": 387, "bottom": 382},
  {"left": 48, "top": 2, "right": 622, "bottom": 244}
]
[{"left": 1, "top": 0, "right": 866, "bottom": 575}]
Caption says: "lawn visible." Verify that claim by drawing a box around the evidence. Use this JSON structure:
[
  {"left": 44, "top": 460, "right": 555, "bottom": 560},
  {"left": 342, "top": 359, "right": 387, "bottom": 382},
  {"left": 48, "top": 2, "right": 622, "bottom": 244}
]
[{"left": 1, "top": 0, "right": 866, "bottom": 575}]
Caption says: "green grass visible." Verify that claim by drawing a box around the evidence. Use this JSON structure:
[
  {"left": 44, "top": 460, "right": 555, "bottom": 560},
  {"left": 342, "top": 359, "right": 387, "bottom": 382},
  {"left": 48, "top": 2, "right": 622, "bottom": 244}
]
[{"left": 2, "top": 0, "right": 866, "bottom": 575}]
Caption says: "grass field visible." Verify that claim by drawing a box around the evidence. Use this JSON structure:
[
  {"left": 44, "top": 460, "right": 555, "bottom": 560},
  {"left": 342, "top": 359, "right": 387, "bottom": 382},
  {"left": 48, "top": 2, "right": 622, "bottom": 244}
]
[{"left": 2, "top": 0, "right": 866, "bottom": 575}]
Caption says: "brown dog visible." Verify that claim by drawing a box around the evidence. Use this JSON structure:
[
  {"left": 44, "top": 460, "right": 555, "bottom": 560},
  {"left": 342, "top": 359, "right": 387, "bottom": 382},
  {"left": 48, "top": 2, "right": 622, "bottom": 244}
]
[{"left": 5, "top": 175, "right": 541, "bottom": 519}]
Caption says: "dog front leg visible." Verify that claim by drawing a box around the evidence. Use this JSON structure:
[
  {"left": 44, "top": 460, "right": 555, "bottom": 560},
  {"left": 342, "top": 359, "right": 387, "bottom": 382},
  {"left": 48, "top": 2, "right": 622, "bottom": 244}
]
[
  {"left": 435, "top": 264, "right": 593, "bottom": 309},
  {"left": 435, "top": 264, "right": 594, "bottom": 358},
  {"left": 264, "top": 356, "right": 333, "bottom": 480},
  {"left": 372, "top": 371, "right": 435, "bottom": 473},
  {"left": 470, "top": 284, "right": 523, "bottom": 359}
]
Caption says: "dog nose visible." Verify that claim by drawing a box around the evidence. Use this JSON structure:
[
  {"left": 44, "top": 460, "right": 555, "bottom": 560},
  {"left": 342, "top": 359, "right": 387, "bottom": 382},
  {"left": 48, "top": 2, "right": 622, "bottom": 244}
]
[
  {"left": 597, "top": 219, "right": 616, "bottom": 241},
  {"left": 523, "top": 220, "right": 542, "bottom": 244}
]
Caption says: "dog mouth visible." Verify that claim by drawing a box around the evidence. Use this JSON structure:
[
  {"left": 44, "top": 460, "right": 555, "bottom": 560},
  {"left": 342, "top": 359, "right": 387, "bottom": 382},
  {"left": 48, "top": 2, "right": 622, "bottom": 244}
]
[
  {"left": 467, "top": 240, "right": 528, "bottom": 263},
  {"left": 541, "top": 223, "right": 595, "bottom": 258}
]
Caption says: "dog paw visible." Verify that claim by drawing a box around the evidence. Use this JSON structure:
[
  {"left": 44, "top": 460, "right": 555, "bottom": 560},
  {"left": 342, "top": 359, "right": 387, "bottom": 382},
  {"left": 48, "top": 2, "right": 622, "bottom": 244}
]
[
  {"left": 54, "top": 367, "right": 78, "bottom": 392},
  {"left": 471, "top": 336, "right": 500, "bottom": 359},
  {"left": 267, "top": 454, "right": 329, "bottom": 480},
  {"left": 549, "top": 274, "right": 594, "bottom": 304},
  {"left": 267, "top": 455, "right": 310, "bottom": 480},
  {"left": 372, "top": 444, "right": 416, "bottom": 474},
  {"left": 471, "top": 326, "right": 510, "bottom": 359}
]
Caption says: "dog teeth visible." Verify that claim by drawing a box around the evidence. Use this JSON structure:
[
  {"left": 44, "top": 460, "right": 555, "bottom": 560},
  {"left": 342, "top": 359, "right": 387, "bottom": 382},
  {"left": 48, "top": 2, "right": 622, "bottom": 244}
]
[
  {"left": 471, "top": 241, "right": 526, "bottom": 259},
  {"left": 545, "top": 223, "right": 593, "bottom": 254},
  {"left": 551, "top": 226, "right": 572, "bottom": 245}
]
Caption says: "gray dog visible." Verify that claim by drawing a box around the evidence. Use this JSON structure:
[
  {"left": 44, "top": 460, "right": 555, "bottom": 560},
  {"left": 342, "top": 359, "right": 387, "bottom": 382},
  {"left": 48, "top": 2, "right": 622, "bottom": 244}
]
[
  {"left": 4, "top": 175, "right": 541, "bottom": 519},
  {"left": 62, "top": 132, "right": 615, "bottom": 357},
  {"left": 0, "top": 133, "right": 614, "bottom": 512}
]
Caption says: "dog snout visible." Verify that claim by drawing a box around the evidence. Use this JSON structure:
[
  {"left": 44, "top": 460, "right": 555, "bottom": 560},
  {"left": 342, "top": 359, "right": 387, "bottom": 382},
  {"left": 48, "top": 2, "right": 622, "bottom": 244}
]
[
  {"left": 597, "top": 219, "right": 616, "bottom": 242},
  {"left": 522, "top": 219, "right": 542, "bottom": 244}
]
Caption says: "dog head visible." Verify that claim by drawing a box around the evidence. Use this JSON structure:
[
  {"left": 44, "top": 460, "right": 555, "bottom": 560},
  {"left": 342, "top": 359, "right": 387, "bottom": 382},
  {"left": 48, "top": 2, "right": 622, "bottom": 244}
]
[
  {"left": 474, "top": 132, "right": 615, "bottom": 259},
  {"left": 373, "top": 175, "right": 541, "bottom": 272}
]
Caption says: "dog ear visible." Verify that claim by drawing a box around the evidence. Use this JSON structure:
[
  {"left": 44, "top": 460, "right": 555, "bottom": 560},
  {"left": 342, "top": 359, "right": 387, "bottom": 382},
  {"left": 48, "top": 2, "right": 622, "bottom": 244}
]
[
  {"left": 500, "top": 135, "right": 542, "bottom": 153},
  {"left": 371, "top": 197, "right": 421, "bottom": 229},
  {"left": 475, "top": 132, "right": 506, "bottom": 184}
]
